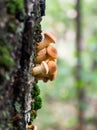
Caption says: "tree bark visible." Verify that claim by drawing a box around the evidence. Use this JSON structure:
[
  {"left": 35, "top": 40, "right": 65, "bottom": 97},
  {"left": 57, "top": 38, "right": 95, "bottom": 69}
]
[{"left": 0, "top": 0, "right": 46, "bottom": 129}]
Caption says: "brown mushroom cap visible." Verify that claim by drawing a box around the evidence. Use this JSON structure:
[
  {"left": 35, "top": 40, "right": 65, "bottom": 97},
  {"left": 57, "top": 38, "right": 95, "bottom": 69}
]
[
  {"left": 44, "top": 32, "right": 56, "bottom": 43},
  {"left": 47, "top": 61, "right": 57, "bottom": 74},
  {"left": 36, "top": 32, "right": 56, "bottom": 51},
  {"left": 35, "top": 50, "right": 47, "bottom": 64},
  {"left": 46, "top": 45, "right": 57, "bottom": 59},
  {"left": 41, "top": 61, "right": 49, "bottom": 74}
]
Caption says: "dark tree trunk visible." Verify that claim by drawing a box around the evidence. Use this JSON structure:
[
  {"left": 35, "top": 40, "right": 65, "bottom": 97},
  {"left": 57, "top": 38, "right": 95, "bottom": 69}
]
[
  {"left": 75, "top": 0, "right": 85, "bottom": 130},
  {"left": 0, "top": 0, "right": 46, "bottom": 129}
]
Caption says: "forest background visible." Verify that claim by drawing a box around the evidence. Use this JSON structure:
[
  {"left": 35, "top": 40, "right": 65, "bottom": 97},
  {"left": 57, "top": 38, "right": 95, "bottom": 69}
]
[{"left": 35, "top": 0, "right": 97, "bottom": 130}]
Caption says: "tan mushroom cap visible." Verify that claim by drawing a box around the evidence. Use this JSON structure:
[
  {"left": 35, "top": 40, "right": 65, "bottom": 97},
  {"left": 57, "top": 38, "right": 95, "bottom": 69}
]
[
  {"left": 46, "top": 45, "right": 57, "bottom": 59},
  {"left": 47, "top": 61, "right": 57, "bottom": 74},
  {"left": 44, "top": 32, "right": 56, "bottom": 43}
]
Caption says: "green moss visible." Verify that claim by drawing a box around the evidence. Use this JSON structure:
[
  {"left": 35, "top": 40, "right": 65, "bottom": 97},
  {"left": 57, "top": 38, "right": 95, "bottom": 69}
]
[
  {"left": 31, "top": 102, "right": 35, "bottom": 110},
  {"left": 30, "top": 112, "right": 37, "bottom": 122},
  {"left": 7, "top": 0, "right": 24, "bottom": 15},
  {"left": 31, "top": 84, "right": 40, "bottom": 97},
  {"left": 30, "top": 96, "right": 42, "bottom": 122},
  {"left": 31, "top": 96, "right": 42, "bottom": 111},
  {"left": 7, "top": 20, "right": 17, "bottom": 33},
  {"left": 34, "top": 96, "right": 42, "bottom": 110},
  {"left": 0, "top": 46, "right": 14, "bottom": 68}
]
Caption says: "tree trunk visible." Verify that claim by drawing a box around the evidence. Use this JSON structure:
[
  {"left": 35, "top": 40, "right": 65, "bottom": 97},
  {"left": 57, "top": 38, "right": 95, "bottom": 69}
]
[
  {"left": 75, "top": 0, "right": 85, "bottom": 130},
  {"left": 0, "top": 0, "right": 46, "bottom": 129}
]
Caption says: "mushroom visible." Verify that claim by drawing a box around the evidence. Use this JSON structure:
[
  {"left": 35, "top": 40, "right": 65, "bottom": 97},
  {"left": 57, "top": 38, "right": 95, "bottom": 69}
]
[
  {"left": 47, "top": 60, "right": 57, "bottom": 75},
  {"left": 37, "top": 32, "right": 56, "bottom": 50},
  {"left": 46, "top": 45, "right": 57, "bottom": 59},
  {"left": 35, "top": 48, "right": 47, "bottom": 63},
  {"left": 27, "top": 125, "right": 37, "bottom": 130},
  {"left": 35, "top": 61, "right": 57, "bottom": 82},
  {"left": 45, "top": 58, "right": 57, "bottom": 64},
  {"left": 43, "top": 70, "right": 57, "bottom": 82},
  {"left": 32, "top": 61, "right": 49, "bottom": 75}
]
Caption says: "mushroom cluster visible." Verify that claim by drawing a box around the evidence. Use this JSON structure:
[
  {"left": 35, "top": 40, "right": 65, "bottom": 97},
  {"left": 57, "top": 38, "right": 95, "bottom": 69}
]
[{"left": 32, "top": 32, "right": 57, "bottom": 82}]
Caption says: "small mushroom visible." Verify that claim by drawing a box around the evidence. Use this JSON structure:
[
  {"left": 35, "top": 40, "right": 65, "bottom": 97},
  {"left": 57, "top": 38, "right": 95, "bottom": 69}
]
[
  {"left": 32, "top": 61, "right": 49, "bottom": 75},
  {"left": 43, "top": 70, "right": 57, "bottom": 82},
  {"left": 37, "top": 32, "right": 56, "bottom": 50},
  {"left": 47, "top": 60, "right": 57, "bottom": 75},
  {"left": 27, "top": 125, "right": 37, "bottom": 130},
  {"left": 34, "top": 61, "right": 57, "bottom": 82},
  {"left": 46, "top": 45, "right": 57, "bottom": 59},
  {"left": 27, "top": 125, "right": 34, "bottom": 129},
  {"left": 35, "top": 48, "right": 47, "bottom": 63}
]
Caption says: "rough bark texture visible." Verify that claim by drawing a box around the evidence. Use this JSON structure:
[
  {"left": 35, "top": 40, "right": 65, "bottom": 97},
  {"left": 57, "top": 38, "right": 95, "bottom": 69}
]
[
  {"left": 0, "top": 0, "right": 46, "bottom": 129},
  {"left": 0, "top": 0, "right": 22, "bottom": 129}
]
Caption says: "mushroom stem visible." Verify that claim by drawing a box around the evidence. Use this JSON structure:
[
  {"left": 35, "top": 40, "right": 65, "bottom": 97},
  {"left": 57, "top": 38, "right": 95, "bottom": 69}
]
[
  {"left": 37, "top": 32, "right": 56, "bottom": 50},
  {"left": 32, "top": 61, "right": 49, "bottom": 75},
  {"left": 34, "top": 61, "right": 57, "bottom": 82}
]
